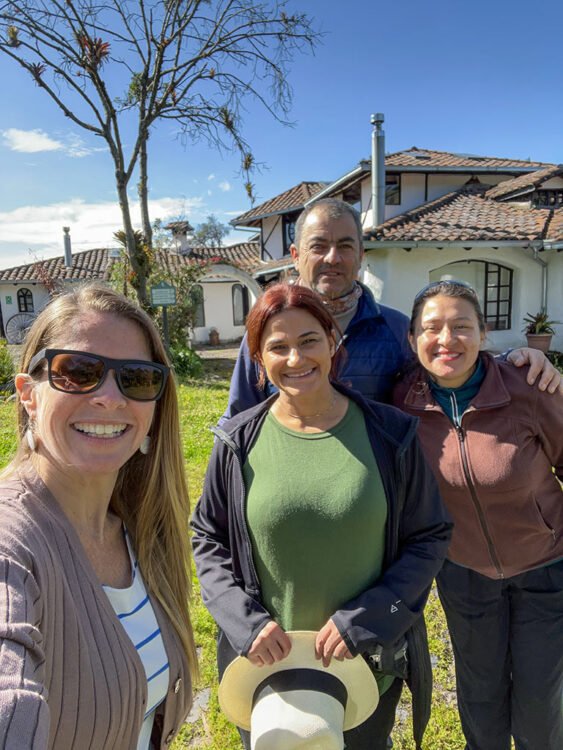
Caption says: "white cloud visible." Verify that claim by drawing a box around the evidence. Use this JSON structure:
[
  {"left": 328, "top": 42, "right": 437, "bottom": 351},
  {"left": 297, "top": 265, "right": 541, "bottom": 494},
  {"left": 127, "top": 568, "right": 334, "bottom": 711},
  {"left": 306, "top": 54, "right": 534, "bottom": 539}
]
[
  {"left": 207, "top": 173, "right": 215, "bottom": 181},
  {"left": 218, "top": 180, "right": 232, "bottom": 192},
  {"left": 65, "top": 133, "right": 107, "bottom": 158},
  {"left": 2, "top": 128, "right": 63, "bottom": 153},
  {"left": 0, "top": 195, "right": 206, "bottom": 268},
  {"left": 1, "top": 128, "right": 107, "bottom": 158}
]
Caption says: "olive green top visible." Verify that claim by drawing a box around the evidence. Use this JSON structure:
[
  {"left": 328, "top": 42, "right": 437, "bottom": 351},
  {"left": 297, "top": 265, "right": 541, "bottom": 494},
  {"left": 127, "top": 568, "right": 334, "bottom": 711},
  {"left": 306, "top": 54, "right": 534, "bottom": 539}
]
[{"left": 244, "top": 400, "right": 393, "bottom": 694}]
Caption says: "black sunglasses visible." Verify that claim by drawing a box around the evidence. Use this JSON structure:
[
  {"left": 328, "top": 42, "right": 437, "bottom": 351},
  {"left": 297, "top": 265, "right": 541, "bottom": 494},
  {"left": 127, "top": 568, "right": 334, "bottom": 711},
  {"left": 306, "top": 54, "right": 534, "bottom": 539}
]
[
  {"left": 414, "top": 279, "right": 478, "bottom": 302},
  {"left": 28, "top": 349, "right": 169, "bottom": 402}
]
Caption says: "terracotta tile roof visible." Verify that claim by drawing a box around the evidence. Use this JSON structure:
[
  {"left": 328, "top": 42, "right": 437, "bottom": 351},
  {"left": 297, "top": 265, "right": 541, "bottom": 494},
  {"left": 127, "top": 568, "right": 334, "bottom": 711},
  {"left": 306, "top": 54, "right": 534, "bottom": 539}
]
[
  {"left": 165, "top": 220, "right": 194, "bottom": 232},
  {"left": 0, "top": 243, "right": 262, "bottom": 283},
  {"left": 547, "top": 208, "right": 563, "bottom": 242},
  {"left": 485, "top": 165, "right": 563, "bottom": 200},
  {"left": 311, "top": 151, "right": 554, "bottom": 205},
  {"left": 179, "top": 241, "right": 261, "bottom": 273},
  {"left": 253, "top": 255, "right": 296, "bottom": 277},
  {"left": 0, "top": 248, "right": 111, "bottom": 283},
  {"left": 384, "top": 147, "right": 551, "bottom": 170},
  {"left": 367, "top": 187, "right": 552, "bottom": 243},
  {"left": 232, "top": 182, "right": 327, "bottom": 225}
]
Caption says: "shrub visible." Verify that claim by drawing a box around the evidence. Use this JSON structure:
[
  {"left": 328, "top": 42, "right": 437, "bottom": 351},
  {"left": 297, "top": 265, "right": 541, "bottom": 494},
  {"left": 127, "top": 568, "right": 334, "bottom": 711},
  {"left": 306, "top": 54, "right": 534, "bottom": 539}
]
[
  {"left": 170, "top": 347, "right": 203, "bottom": 379},
  {"left": 547, "top": 350, "right": 563, "bottom": 374},
  {"left": 0, "top": 340, "right": 15, "bottom": 394}
]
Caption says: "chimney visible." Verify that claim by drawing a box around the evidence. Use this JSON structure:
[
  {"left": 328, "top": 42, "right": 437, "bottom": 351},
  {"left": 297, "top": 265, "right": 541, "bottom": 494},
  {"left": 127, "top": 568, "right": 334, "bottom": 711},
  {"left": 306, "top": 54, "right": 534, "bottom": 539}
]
[
  {"left": 63, "top": 226, "right": 72, "bottom": 268},
  {"left": 371, "top": 113, "right": 385, "bottom": 228},
  {"left": 165, "top": 221, "right": 194, "bottom": 255}
]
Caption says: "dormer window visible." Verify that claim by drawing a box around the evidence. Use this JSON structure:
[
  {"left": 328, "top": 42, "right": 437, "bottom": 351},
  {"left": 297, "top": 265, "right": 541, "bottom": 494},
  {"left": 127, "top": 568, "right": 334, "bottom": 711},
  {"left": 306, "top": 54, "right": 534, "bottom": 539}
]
[
  {"left": 385, "top": 175, "right": 401, "bottom": 205},
  {"left": 532, "top": 189, "right": 563, "bottom": 208}
]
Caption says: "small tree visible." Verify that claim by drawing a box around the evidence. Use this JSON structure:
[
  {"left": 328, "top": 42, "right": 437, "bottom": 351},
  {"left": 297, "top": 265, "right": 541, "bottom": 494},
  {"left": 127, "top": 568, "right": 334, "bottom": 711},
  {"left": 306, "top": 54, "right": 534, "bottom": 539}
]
[
  {"left": 110, "top": 229, "right": 208, "bottom": 346},
  {"left": 149, "top": 261, "right": 209, "bottom": 347},
  {"left": 193, "top": 215, "right": 229, "bottom": 248},
  {"left": 0, "top": 1, "right": 319, "bottom": 306}
]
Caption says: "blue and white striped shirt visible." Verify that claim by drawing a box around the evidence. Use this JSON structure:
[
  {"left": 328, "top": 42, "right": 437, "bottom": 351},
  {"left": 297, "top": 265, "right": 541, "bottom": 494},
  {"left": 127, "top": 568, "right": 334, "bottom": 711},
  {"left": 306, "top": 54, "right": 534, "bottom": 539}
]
[{"left": 103, "top": 531, "right": 170, "bottom": 750}]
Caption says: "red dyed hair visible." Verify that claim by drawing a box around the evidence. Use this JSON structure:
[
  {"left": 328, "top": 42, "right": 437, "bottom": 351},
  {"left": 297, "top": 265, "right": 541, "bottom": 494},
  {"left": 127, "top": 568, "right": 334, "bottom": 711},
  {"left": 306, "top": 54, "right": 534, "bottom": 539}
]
[{"left": 246, "top": 282, "right": 345, "bottom": 388}]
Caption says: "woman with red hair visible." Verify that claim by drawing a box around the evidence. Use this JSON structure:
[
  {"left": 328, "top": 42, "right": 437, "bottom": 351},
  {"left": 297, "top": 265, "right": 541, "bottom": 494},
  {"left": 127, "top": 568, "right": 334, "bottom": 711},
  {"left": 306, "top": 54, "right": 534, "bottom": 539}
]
[{"left": 192, "top": 283, "right": 451, "bottom": 750}]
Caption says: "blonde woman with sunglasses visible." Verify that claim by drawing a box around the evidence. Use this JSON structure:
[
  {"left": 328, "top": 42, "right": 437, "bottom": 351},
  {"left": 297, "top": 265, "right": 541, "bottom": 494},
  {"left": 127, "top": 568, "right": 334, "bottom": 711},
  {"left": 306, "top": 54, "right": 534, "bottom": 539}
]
[{"left": 0, "top": 284, "right": 197, "bottom": 749}]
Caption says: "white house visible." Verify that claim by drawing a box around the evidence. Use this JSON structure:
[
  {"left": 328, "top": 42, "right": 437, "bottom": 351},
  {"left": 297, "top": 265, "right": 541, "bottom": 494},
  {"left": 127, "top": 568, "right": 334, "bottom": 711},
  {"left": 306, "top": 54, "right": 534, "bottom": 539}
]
[
  {"left": 0, "top": 242, "right": 262, "bottom": 346},
  {"left": 232, "top": 146, "right": 563, "bottom": 352},
  {"left": 3, "top": 142, "right": 561, "bottom": 352}
]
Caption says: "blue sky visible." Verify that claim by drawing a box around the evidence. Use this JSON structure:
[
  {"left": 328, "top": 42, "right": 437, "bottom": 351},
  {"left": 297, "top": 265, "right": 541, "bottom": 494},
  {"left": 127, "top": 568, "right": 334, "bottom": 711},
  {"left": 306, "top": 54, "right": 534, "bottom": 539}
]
[{"left": 1, "top": 0, "right": 562, "bottom": 268}]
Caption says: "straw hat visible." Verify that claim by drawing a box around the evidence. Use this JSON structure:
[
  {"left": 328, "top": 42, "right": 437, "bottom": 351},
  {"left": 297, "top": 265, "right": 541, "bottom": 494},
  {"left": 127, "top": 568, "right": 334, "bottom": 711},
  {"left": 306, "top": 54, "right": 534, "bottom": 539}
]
[{"left": 218, "top": 631, "right": 379, "bottom": 748}]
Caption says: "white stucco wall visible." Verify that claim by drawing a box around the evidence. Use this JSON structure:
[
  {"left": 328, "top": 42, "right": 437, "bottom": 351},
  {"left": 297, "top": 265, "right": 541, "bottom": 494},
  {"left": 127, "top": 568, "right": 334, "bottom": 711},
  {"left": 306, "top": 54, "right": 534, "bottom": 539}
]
[
  {"left": 192, "top": 280, "right": 258, "bottom": 344},
  {"left": 1, "top": 283, "right": 52, "bottom": 341},
  {"left": 425, "top": 173, "right": 505, "bottom": 201},
  {"left": 541, "top": 177, "right": 563, "bottom": 189},
  {"left": 544, "top": 249, "right": 563, "bottom": 350},
  {"left": 362, "top": 246, "right": 563, "bottom": 351},
  {"left": 0, "top": 272, "right": 260, "bottom": 348},
  {"left": 260, "top": 215, "right": 285, "bottom": 261}
]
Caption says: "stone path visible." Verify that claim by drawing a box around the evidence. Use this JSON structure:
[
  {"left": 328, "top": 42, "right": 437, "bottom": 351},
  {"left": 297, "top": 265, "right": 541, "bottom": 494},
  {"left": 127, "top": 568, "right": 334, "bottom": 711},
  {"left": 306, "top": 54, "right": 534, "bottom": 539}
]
[{"left": 194, "top": 344, "right": 240, "bottom": 361}]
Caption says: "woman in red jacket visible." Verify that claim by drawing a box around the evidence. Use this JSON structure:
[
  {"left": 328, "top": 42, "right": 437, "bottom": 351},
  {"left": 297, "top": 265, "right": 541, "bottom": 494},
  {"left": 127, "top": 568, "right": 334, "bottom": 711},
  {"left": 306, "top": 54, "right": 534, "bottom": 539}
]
[{"left": 394, "top": 279, "right": 563, "bottom": 750}]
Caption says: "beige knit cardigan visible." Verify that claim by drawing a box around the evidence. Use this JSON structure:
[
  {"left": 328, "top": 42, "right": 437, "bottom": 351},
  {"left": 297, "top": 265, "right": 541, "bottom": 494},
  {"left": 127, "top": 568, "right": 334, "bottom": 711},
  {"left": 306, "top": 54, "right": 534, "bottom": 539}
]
[{"left": 0, "top": 469, "right": 192, "bottom": 749}]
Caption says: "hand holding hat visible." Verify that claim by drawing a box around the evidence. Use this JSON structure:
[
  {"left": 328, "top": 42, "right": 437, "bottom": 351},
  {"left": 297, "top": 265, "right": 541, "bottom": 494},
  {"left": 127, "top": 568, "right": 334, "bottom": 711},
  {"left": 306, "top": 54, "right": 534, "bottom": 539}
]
[
  {"left": 247, "top": 621, "right": 292, "bottom": 667},
  {"left": 315, "top": 618, "right": 354, "bottom": 668},
  {"left": 219, "top": 631, "right": 379, "bottom": 750}
]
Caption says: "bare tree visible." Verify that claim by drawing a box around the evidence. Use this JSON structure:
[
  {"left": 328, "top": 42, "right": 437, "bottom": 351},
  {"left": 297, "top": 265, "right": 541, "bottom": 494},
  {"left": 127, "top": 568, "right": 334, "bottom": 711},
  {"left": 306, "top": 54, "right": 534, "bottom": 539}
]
[
  {"left": 0, "top": 1, "right": 318, "bottom": 305},
  {"left": 192, "top": 214, "right": 229, "bottom": 248}
]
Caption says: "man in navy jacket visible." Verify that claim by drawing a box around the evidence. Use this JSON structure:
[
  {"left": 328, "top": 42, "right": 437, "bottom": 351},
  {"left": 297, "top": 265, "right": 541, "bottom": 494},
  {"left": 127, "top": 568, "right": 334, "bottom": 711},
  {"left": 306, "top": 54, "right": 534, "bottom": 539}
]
[{"left": 223, "top": 198, "right": 561, "bottom": 420}]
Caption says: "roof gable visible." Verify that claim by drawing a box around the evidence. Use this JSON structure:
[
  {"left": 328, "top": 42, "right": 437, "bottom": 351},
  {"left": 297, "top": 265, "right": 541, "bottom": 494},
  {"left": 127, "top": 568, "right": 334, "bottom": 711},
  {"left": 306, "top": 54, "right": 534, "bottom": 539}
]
[
  {"left": 366, "top": 186, "right": 561, "bottom": 244},
  {"left": 0, "top": 243, "right": 262, "bottom": 283},
  {"left": 485, "top": 164, "right": 563, "bottom": 200},
  {"left": 0, "top": 247, "right": 110, "bottom": 283},
  {"left": 232, "top": 181, "right": 327, "bottom": 225},
  {"left": 384, "top": 147, "right": 551, "bottom": 171}
]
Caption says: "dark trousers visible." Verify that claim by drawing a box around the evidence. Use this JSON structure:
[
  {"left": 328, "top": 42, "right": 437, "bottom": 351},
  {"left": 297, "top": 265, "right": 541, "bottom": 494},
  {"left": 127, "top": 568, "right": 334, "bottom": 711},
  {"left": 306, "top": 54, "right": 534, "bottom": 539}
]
[
  {"left": 437, "top": 558, "right": 563, "bottom": 750},
  {"left": 238, "top": 677, "right": 402, "bottom": 750}
]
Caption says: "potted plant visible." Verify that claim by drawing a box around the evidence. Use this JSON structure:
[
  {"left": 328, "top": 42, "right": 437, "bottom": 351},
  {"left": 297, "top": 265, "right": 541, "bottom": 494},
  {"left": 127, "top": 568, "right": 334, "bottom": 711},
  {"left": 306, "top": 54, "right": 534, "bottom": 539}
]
[
  {"left": 208, "top": 327, "right": 220, "bottom": 346},
  {"left": 522, "top": 311, "right": 559, "bottom": 353}
]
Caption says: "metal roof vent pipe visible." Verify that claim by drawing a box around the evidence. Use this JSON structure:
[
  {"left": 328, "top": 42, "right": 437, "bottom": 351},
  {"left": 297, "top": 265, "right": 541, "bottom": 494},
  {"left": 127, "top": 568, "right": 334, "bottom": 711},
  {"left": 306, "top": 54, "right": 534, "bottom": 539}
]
[
  {"left": 63, "top": 226, "right": 72, "bottom": 268},
  {"left": 371, "top": 112, "right": 385, "bottom": 229}
]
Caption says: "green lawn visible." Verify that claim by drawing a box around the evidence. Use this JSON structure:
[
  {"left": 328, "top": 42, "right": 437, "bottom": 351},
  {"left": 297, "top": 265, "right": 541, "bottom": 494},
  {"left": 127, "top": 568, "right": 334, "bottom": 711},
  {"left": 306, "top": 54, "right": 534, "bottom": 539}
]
[{"left": 0, "top": 361, "right": 466, "bottom": 749}]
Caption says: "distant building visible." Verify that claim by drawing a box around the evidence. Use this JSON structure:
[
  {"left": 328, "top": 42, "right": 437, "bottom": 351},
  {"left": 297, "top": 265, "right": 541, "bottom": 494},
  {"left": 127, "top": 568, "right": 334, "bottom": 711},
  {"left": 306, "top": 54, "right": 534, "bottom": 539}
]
[{"left": 0, "top": 241, "right": 262, "bottom": 346}]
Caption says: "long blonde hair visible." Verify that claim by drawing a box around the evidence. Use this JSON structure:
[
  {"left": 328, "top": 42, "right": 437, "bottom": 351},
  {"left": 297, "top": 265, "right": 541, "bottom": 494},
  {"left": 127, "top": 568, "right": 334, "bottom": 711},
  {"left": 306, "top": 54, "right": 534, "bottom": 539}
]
[{"left": 6, "top": 283, "right": 198, "bottom": 678}]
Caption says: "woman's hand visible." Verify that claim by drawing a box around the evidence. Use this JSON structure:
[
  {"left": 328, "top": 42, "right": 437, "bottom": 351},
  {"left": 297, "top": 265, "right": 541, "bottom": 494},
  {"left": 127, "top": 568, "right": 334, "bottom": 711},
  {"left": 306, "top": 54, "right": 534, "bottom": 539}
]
[
  {"left": 315, "top": 619, "right": 353, "bottom": 668},
  {"left": 247, "top": 621, "right": 292, "bottom": 667}
]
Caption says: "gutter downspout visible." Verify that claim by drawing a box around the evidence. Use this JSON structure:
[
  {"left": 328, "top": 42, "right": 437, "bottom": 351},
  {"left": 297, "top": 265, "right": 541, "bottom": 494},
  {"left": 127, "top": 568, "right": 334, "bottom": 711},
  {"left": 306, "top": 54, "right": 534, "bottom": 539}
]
[
  {"left": 371, "top": 113, "right": 385, "bottom": 228},
  {"left": 528, "top": 241, "right": 548, "bottom": 312}
]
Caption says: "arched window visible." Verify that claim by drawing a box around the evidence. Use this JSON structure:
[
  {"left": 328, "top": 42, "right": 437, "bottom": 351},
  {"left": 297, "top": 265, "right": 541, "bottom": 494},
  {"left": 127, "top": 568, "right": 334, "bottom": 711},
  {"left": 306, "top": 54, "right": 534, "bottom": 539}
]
[
  {"left": 482, "top": 262, "right": 513, "bottom": 331},
  {"left": 232, "top": 284, "right": 250, "bottom": 326},
  {"left": 190, "top": 284, "right": 205, "bottom": 328},
  {"left": 429, "top": 260, "right": 513, "bottom": 331},
  {"left": 282, "top": 212, "right": 299, "bottom": 255},
  {"left": 17, "top": 288, "right": 34, "bottom": 313}
]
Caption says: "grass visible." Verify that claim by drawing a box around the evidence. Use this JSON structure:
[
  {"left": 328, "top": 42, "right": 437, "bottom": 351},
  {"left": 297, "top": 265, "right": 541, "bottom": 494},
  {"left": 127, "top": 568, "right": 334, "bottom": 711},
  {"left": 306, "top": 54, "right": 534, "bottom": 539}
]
[{"left": 0, "top": 357, "right": 466, "bottom": 749}]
